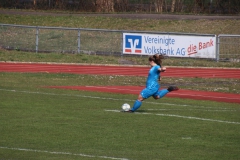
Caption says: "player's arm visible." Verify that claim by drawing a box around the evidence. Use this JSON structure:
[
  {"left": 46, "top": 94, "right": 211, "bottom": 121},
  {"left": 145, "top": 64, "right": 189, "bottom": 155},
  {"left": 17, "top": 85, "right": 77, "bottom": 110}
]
[
  {"left": 158, "top": 67, "right": 166, "bottom": 72},
  {"left": 158, "top": 67, "right": 166, "bottom": 81}
]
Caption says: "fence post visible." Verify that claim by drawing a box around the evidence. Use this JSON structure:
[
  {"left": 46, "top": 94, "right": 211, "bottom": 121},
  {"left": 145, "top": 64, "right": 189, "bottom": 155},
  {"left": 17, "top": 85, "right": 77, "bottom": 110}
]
[
  {"left": 121, "top": 31, "right": 123, "bottom": 58},
  {"left": 78, "top": 29, "right": 80, "bottom": 54},
  {"left": 35, "top": 26, "right": 39, "bottom": 53},
  {"left": 216, "top": 35, "right": 220, "bottom": 62}
]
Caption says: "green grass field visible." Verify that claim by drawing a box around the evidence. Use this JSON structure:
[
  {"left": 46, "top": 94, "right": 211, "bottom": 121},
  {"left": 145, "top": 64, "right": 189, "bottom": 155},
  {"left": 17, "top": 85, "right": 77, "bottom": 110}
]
[
  {"left": 0, "top": 10, "right": 240, "bottom": 160},
  {"left": 0, "top": 72, "right": 240, "bottom": 160},
  {"left": 1, "top": 11, "right": 240, "bottom": 35}
]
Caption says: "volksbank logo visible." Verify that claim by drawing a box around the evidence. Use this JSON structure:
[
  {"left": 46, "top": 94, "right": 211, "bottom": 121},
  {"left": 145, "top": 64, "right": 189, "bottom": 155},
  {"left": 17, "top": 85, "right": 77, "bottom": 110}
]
[{"left": 125, "top": 35, "right": 142, "bottom": 54}]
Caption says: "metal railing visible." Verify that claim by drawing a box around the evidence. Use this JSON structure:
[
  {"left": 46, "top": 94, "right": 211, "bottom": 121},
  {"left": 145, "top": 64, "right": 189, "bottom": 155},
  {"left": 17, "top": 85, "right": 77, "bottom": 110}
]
[
  {"left": 0, "top": 23, "right": 239, "bottom": 61},
  {"left": 217, "top": 34, "right": 240, "bottom": 62},
  {"left": 0, "top": 24, "right": 124, "bottom": 54}
]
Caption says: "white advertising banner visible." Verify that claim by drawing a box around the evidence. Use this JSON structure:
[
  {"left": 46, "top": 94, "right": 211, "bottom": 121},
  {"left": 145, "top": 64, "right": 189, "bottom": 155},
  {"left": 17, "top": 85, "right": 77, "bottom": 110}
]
[{"left": 123, "top": 33, "right": 216, "bottom": 58}]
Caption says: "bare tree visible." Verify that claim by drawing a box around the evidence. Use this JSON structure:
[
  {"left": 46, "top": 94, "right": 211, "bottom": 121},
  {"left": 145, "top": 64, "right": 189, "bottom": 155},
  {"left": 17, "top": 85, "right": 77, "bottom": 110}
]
[
  {"left": 95, "top": 0, "right": 114, "bottom": 12},
  {"left": 194, "top": 0, "right": 205, "bottom": 13},
  {"left": 115, "top": 0, "right": 128, "bottom": 12},
  {"left": 171, "top": 0, "right": 184, "bottom": 13},
  {"left": 171, "top": 0, "right": 176, "bottom": 12},
  {"left": 152, "top": 0, "right": 164, "bottom": 13}
]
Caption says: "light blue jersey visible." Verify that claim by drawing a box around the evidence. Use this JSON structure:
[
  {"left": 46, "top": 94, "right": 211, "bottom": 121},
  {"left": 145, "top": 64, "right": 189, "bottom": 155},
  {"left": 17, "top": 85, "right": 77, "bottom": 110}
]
[
  {"left": 146, "top": 65, "right": 161, "bottom": 89},
  {"left": 140, "top": 65, "right": 161, "bottom": 99}
]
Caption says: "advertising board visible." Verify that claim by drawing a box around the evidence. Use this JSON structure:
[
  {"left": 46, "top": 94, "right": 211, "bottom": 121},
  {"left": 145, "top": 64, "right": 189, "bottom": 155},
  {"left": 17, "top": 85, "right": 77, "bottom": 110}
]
[{"left": 123, "top": 33, "right": 216, "bottom": 58}]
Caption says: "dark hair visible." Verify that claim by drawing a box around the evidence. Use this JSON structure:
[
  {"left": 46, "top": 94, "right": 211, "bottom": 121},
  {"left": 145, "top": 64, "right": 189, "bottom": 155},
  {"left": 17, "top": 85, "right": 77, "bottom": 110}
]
[{"left": 149, "top": 54, "right": 164, "bottom": 66}]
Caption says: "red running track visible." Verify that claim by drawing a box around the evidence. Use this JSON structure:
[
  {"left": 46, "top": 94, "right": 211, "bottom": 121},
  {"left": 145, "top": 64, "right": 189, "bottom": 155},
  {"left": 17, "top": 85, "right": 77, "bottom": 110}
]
[
  {"left": 1, "top": 62, "right": 240, "bottom": 104},
  {"left": 1, "top": 62, "right": 240, "bottom": 79},
  {"left": 47, "top": 86, "right": 240, "bottom": 104}
]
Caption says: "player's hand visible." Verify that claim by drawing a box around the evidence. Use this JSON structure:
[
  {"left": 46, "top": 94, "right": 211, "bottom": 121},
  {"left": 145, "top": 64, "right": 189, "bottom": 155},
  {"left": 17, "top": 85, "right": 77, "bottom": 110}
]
[{"left": 161, "top": 67, "right": 166, "bottom": 72}]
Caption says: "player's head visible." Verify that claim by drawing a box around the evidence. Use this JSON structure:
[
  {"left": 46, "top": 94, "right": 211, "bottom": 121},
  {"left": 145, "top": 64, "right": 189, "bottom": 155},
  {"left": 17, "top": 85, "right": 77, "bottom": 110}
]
[{"left": 149, "top": 54, "right": 164, "bottom": 66}]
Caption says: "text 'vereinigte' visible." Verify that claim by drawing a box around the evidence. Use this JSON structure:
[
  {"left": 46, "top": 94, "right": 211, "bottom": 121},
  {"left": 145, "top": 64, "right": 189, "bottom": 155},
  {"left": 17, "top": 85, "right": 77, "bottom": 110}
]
[{"left": 144, "top": 36, "right": 175, "bottom": 46}]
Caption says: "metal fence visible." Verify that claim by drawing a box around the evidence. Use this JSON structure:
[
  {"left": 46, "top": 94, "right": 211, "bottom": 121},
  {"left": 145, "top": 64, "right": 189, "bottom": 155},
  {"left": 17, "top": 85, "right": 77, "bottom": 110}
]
[
  {"left": 0, "top": 23, "right": 239, "bottom": 61},
  {"left": 217, "top": 34, "right": 240, "bottom": 62},
  {"left": 0, "top": 24, "right": 123, "bottom": 55}
]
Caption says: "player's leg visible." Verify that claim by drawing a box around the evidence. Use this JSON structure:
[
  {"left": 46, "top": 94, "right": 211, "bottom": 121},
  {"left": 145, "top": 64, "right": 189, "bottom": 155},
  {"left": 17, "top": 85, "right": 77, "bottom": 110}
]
[
  {"left": 130, "top": 94, "right": 144, "bottom": 112},
  {"left": 153, "top": 86, "right": 179, "bottom": 99},
  {"left": 153, "top": 89, "right": 169, "bottom": 99},
  {"left": 129, "top": 88, "right": 155, "bottom": 112}
]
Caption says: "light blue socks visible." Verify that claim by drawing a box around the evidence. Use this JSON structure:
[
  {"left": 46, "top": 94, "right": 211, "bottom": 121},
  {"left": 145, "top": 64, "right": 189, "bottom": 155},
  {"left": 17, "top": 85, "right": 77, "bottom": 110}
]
[
  {"left": 131, "top": 100, "right": 142, "bottom": 111},
  {"left": 157, "top": 89, "right": 169, "bottom": 98}
]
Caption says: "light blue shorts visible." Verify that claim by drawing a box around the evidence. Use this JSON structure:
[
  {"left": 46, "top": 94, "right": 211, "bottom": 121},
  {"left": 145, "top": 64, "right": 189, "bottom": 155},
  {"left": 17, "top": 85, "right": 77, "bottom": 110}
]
[{"left": 140, "top": 87, "right": 159, "bottom": 99}]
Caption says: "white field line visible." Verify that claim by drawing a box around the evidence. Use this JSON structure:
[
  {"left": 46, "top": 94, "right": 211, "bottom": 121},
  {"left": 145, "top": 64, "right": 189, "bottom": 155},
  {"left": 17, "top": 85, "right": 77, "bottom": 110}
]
[
  {"left": 84, "top": 87, "right": 238, "bottom": 109},
  {"left": 169, "top": 92, "right": 240, "bottom": 100},
  {"left": 140, "top": 101, "right": 231, "bottom": 109},
  {"left": 0, "top": 146, "right": 129, "bottom": 160},
  {"left": 146, "top": 108, "right": 237, "bottom": 112},
  {"left": 0, "top": 88, "right": 214, "bottom": 108},
  {"left": 105, "top": 110, "right": 240, "bottom": 125}
]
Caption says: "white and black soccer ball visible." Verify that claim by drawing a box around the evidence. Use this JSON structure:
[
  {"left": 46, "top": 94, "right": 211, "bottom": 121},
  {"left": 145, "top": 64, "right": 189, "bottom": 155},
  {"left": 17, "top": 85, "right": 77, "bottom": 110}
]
[{"left": 121, "top": 103, "right": 131, "bottom": 111}]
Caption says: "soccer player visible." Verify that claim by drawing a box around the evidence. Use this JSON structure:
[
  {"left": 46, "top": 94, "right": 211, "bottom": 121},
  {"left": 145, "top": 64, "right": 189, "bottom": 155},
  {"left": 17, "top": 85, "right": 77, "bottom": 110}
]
[{"left": 125, "top": 54, "right": 179, "bottom": 112}]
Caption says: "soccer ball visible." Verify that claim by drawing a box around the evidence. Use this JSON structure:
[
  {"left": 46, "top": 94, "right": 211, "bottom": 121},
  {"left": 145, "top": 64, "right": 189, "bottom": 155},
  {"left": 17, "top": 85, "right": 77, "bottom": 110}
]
[{"left": 122, "top": 103, "right": 131, "bottom": 111}]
